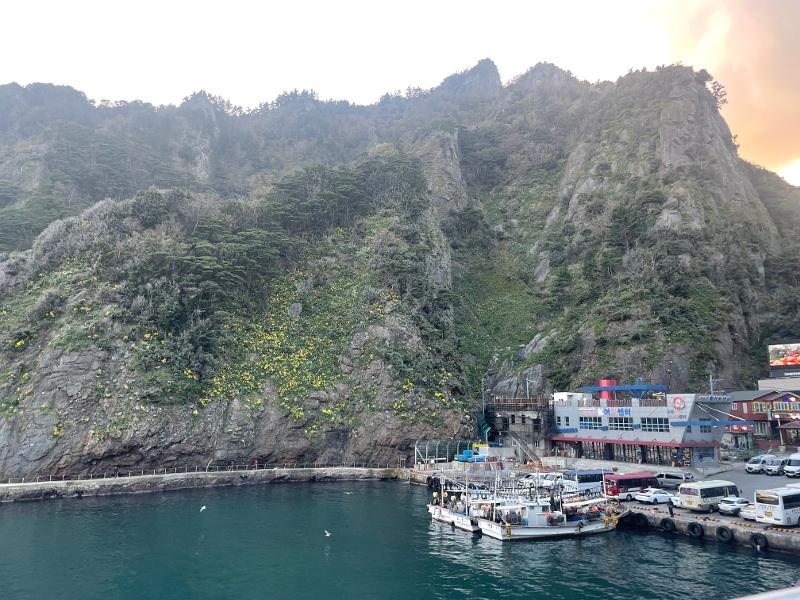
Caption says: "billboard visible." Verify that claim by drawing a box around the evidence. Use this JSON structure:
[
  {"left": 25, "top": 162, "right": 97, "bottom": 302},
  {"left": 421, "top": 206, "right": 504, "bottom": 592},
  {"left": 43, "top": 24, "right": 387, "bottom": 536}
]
[{"left": 768, "top": 342, "right": 800, "bottom": 378}]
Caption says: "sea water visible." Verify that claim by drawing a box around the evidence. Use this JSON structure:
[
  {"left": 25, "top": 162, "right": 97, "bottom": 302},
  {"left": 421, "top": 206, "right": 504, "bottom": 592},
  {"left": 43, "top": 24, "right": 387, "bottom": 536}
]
[{"left": 1, "top": 481, "right": 798, "bottom": 599}]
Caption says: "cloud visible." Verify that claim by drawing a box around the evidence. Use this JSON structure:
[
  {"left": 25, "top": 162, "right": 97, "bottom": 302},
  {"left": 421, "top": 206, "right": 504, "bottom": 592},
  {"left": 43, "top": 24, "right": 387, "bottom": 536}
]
[{"left": 659, "top": 0, "right": 800, "bottom": 175}]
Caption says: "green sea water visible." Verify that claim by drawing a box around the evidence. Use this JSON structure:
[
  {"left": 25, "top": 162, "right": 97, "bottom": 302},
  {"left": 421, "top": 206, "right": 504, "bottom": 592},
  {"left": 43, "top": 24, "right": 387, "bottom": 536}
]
[{"left": 1, "top": 481, "right": 799, "bottom": 599}]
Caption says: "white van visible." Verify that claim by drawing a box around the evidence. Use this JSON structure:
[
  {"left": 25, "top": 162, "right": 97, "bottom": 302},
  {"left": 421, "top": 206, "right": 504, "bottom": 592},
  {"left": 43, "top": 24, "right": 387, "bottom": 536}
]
[
  {"left": 677, "top": 480, "right": 739, "bottom": 512},
  {"left": 746, "top": 454, "right": 777, "bottom": 474},
  {"left": 784, "top": 453, "right": 800, "bottom": 478}
]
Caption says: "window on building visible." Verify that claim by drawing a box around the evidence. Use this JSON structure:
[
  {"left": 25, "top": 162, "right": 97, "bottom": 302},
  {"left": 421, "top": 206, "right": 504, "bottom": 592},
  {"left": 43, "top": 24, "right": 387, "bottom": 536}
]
[
  {"left": 754, "top": 422, "right": 770, "bottom": 436},
  {"left": 521, "top": 415, "right": 526, "bottom": 425},
  {"left": 556, "top": 416, "right": 562, "bottom": 427},
  {"left": 686, "top": 425, "right": 692, "bottom": 433},
  {"left": 579, "top": 416, "right": 602, "bottom": 430},
  {"left": 752, "top": 402, "right": 768, "bottom": 413},
  {"left": 775, "top": 402, "right": 788, "bottom": 411},
  {"left": 608, "top": 417, "right": 633, "bottom": 431},
  {"left": 699, "top": 419, "right": 713, "bottom": 433},
  {"left": 742, "top": 403, "right": 748, "bottom": 415},
  {"left": 565, "top": 416, "right": 570, "bottom": 426},
  {"left": 641, "top": 417, "right": 670, "bottom": 432}
]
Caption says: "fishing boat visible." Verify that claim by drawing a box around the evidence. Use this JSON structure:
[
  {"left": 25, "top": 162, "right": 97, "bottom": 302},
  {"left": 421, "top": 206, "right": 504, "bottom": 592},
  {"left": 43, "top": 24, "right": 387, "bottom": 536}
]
[
  {"left": 428, "top": 490, "right": 500, "bottom": 533},
  {"left": 476, "top": 496, "right": 628, "bottom": 541}
]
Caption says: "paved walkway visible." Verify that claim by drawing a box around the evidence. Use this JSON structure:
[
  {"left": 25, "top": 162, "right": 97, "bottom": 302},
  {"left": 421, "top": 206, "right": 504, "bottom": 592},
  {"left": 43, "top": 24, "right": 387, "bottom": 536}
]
[{"left": 0, "top": 467, "right": 402, "bottom": 503}]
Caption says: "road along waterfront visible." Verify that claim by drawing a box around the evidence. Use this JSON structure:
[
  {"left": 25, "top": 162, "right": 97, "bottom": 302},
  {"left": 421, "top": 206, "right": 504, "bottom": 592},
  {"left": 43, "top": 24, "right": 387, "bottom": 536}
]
[{"left": 2, "top": 480, "right": 800, "bottom": 600}]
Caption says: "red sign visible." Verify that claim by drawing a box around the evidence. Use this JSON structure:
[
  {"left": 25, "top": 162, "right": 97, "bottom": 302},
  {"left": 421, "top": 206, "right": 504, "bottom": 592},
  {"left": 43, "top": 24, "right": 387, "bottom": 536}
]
[{"left": 672, "top": 396, "right": 685, "bottom": 410}]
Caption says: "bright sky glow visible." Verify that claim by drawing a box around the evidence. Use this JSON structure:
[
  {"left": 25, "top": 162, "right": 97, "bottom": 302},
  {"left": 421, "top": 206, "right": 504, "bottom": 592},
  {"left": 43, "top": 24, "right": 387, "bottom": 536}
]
[{"left": 1, "top": 0, "right": 798, "bottom": 184}]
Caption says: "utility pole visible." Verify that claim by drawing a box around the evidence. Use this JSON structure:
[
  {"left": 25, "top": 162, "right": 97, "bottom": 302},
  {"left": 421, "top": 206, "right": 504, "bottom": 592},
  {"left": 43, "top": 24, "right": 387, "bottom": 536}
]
[{"left": 481, "top": 374, "right": 485, "bottom": 414}]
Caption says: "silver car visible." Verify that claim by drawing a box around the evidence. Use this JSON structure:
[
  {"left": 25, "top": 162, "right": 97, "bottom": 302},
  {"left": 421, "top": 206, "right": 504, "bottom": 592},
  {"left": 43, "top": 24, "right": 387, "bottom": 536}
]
[
  {"left": 764, "top": 458, "right": 788, "bottom": 476},
  {"left": 717, "top": 496, "right": 750, "bottom": 515},
  {"left": 655, "top": 472, "right": 695, "bottom": 489},
  {"left": 739, "top": 503, "right": 757, "bottom": 521}
]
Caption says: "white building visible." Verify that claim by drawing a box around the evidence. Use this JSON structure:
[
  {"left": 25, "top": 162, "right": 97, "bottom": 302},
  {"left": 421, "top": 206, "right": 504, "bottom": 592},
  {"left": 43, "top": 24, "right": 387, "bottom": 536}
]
[{"left": 550, "top": 391, "right": 732, "bottom": 467}]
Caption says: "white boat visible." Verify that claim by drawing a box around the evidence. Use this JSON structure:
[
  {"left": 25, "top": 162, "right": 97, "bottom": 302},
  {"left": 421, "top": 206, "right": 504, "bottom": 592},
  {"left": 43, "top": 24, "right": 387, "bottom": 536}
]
[
  {"left": 476, "top": 497, "right": 628, "bottom": 541},
  {"left": 428, "top": 492, "right": 502, "bottom": 533}
]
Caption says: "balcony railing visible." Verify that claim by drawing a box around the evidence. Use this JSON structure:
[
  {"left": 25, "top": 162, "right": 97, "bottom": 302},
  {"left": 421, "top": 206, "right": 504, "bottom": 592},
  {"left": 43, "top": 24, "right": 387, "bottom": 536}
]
[
  {"left": 487, "top": 398, "right": 550, "bottom": 411},
  {"left": 639, "top": 398, "right": 667, "bottom": 407}
]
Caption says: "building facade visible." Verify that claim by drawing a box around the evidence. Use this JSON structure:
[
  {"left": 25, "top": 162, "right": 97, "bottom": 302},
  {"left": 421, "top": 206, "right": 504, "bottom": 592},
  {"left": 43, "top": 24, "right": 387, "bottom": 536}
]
[
  {"left": 727, "top": 390, "right": 800, "bottom": 449},
  {"left": 550, "top": 391, "right": 733, "bottom": 467},
  {"left": 483, "top": 397, "right": 552, "bottom": 460}
]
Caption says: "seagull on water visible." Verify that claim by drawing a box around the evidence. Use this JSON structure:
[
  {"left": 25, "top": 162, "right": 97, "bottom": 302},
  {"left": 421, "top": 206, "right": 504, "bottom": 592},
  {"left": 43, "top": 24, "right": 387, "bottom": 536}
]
[
  {"left": 344, "top": 491, "right": 353, "bottom": 495},
  {"left": 200, "top": 505, "right": 207, "bottom": 512},
  {"left": 324, "top": 530, "right": 332, "bottom": 537}
]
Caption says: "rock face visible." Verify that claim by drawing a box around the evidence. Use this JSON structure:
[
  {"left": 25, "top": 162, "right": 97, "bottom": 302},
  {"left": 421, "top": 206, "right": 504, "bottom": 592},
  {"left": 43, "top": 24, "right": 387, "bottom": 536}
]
[{"left": 1, "top": 61, "right": 800, "bottom": 478}]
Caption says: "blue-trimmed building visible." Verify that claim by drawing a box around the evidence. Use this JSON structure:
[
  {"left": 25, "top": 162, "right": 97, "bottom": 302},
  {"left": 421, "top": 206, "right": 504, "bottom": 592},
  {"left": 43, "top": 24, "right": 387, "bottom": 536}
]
[{"left": 550, "top": 390, "right": 742, "bottom": 467}]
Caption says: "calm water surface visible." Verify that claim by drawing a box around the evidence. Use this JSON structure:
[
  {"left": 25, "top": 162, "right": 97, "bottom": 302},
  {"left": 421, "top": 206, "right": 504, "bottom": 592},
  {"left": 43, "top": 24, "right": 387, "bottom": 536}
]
[{"left": 1, "top": 481, "right": 799, "bottom": 599}]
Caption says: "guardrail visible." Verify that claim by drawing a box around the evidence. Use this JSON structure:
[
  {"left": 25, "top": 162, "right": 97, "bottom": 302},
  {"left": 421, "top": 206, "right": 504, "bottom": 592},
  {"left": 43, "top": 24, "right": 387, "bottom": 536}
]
[
  {"left": 487, "top": 398, "right": 550, "bottom": 411},
  {"left": 1, "top": 460, "right": 410, "bottom": 485}
]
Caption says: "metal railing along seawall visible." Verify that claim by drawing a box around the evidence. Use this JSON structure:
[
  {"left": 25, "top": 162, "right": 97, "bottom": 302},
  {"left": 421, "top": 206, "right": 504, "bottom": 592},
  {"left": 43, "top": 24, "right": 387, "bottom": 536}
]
[{"left": 1, "top": 459, "right": 410, "bottom": 485}]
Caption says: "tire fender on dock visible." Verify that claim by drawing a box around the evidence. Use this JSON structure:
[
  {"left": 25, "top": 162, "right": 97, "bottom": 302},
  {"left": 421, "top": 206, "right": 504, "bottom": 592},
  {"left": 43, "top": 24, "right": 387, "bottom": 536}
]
[
  {"left": 659, "top": 518, "right": 676, "bottom": 533},
  {"left": 632, "top": 512, "right": 649, "bottom": 528},
  {"left": 750, "top": 532, "right": 768, "bottom": 551},
  {"left": 687, "top": 522, "right": 705, "bottom": 538},
  {"left": 715, "top": 526, "right": 734, "bottom": 543}
]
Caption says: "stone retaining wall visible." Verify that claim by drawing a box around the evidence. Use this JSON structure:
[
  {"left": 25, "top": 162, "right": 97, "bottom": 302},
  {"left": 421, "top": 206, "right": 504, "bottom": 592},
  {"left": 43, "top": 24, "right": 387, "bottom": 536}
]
[{"left": 0, "top": 467, "right": 404, "bottom": 503}]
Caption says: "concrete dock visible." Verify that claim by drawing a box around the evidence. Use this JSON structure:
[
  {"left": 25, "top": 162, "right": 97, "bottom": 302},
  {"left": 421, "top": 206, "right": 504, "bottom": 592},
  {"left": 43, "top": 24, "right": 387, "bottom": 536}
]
[{"left": 627, "top": 503, "right": 800, "bottom": 553}]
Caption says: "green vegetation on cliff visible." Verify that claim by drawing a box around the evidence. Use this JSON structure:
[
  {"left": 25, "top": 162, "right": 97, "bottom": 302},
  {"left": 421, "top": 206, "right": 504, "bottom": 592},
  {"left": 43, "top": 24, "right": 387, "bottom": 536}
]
[{"left": 1, "top": 60, "right": 799, "bottom": 477}]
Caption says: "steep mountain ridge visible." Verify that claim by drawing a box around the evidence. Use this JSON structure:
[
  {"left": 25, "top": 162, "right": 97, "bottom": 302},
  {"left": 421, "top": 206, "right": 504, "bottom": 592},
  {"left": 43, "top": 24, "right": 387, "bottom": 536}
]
[{"left": 1, "top": 60, "right": 798, "bottom": 478}]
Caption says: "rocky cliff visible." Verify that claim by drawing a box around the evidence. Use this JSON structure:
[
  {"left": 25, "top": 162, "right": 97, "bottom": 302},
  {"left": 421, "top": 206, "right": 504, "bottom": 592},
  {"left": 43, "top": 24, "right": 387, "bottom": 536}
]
[{"left": 1, "top": 60, "right": 798, "bottom": 478}]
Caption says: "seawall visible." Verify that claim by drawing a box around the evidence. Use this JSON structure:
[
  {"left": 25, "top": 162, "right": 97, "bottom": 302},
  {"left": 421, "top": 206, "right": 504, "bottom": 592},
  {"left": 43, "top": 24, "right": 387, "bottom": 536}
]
[{"left": 0, "top": 467, "right": 404, "bottom": 503}]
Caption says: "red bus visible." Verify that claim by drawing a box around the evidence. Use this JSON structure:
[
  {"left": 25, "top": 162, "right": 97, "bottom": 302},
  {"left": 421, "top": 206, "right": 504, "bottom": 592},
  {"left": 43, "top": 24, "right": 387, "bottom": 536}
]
[{"left": 603, "top": 471, "right": 659, "bottom": 501}]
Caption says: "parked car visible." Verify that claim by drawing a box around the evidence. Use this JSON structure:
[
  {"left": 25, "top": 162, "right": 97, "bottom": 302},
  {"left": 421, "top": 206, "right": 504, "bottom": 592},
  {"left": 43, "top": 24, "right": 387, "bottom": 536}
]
[
  {"left": 764, "top": 458, "right": 789, "bottom": 476},
  {"left": 655, "top": 472, "right": 695, "bottom": 489},
  {"left": 634, "top": 488, "right": 674, "bottom": 504},
  {"left": 519, "top": 473, "right": 558, "bottom": 488},
  {"left": 785, "top": 453, "right": 800, "bottom": 478},
  {"left": 669, "top": 495, "right": 685, "bottom": 508},
  {"left": 745, "top": 454, "right": 777, "bottom": 474},
  {"left": 739, "top": 503, "right": 757, "bottom": 521},
  {"left": 717, "top": 496, "right": 751, "bottom": 515}
]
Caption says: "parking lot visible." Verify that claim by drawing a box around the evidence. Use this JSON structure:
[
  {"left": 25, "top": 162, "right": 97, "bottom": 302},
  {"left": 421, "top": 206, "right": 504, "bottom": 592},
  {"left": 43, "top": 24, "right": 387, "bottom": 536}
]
[
  {"left": 626, "top": 462, "right": 799, "bottom": 523},
  {"left": 700, "top": 462, "right": 798, "bottom": 499}
]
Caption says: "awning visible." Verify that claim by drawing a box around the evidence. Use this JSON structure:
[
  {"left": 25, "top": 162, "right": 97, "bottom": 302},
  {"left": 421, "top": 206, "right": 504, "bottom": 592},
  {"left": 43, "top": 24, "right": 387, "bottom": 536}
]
[
  {"left": 778, "top": 420, "right": 800, "bottom": 430},
  {"left": 549, "top": 435, "right": 718, "bottom": 448}
]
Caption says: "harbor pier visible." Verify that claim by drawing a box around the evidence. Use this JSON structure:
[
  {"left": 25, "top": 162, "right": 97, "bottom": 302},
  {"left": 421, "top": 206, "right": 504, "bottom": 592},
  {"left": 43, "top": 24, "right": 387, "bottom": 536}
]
[{"left": 627, "top": 504, "right": 800, "bottom": 553}]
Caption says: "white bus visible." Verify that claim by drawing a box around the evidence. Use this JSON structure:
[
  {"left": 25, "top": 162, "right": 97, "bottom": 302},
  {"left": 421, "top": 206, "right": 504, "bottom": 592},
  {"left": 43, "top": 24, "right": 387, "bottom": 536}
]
[
  {"left": 677, "top": 480, "right": 739, "bottom": 512},
  {"left": 755, "top": 487, "right": 800, "bottom": 526},
  {"left": 563, "top": 470, "right": 613, "bottom": 493}
]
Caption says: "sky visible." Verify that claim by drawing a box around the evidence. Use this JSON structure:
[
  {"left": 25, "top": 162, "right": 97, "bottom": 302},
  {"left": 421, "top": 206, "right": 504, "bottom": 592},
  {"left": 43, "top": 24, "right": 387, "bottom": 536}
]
[{"left": 2, "top": 0, "right": 798, "bottom": 184}]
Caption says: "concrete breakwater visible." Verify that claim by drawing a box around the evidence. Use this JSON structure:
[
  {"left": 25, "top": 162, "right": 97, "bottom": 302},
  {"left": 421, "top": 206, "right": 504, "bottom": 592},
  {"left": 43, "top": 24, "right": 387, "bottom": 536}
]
[
  {"left": 627, "top": 505, "right": 800, "bottom": 554},
  {"left": 0, "top": 467, "right": 403, "bottom": 503}
]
